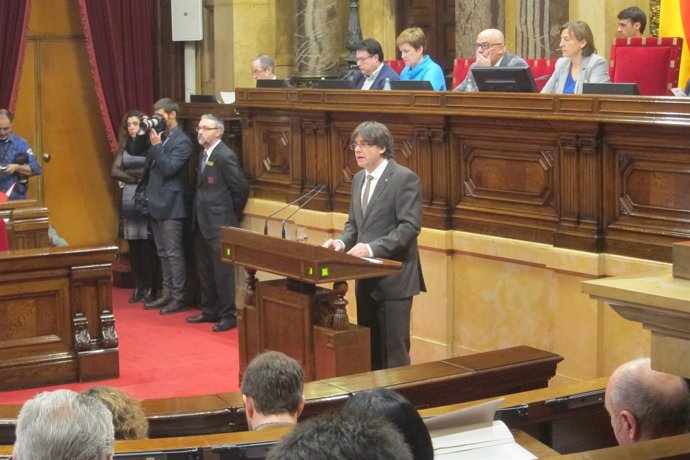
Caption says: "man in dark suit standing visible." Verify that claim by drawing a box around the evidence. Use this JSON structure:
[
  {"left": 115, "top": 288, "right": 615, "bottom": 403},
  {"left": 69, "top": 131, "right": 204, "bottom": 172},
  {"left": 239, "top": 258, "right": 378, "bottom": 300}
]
[
  {"left": 323, "top": 121, "right": 425, "bottom": 370},
  {"left": 144, "top": 98, "right": 192, "bottom": 314},
  {"left": 186, "top": 114, "right": 249, "bottom": 332},
  {"left": 454, "top": 28, "right": 528, "bottom": 91},
  {"left": 352, "top": 39, "right": 400, "bottom": 90}
]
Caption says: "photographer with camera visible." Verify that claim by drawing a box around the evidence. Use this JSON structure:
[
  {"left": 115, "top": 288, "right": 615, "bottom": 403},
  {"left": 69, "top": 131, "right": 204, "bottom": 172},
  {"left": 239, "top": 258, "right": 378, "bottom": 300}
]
[
  {"left": 142, "top": 98, "right": 192, "bottom": 315},
  {"left": 0, "top": 109, "right": 42, "bottom": 200}
]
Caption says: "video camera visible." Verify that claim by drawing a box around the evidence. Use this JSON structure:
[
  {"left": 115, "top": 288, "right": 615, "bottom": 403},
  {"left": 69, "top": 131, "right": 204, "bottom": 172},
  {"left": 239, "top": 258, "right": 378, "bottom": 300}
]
[
  {"left": 139, "top": 113, "right": 167, "bottom": 133},
  {"left": 13, "top": 152, "right": 29, "bottom": 185}
]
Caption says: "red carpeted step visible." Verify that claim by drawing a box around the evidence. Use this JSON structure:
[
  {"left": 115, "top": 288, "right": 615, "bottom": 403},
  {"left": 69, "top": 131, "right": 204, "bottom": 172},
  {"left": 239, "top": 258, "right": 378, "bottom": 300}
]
[{"left": 0, "top": 288, "right": 240, "bottom": 404}]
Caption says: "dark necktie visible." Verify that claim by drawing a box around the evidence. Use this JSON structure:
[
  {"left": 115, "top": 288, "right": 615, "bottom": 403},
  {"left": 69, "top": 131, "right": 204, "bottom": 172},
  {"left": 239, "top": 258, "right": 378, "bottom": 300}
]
[
  {"left": 361, "top": 175, "right": 373, "bottom": 215},
  {"left": 200, "top": 150, "right": 208, "bottom": 173}
]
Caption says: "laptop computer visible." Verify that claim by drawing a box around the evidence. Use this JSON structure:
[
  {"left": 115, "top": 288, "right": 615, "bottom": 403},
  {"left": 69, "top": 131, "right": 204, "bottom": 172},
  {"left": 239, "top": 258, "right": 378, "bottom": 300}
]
[
  {"left": 190, "top": 94, "right": 217, "bottom": 103},
  {"left": 390, "top": 80, "right": 434, "bottom": 91},
  {"left": 313, "top": 79, "right": 354, "bottom": 89},
  {"left": 582, "top": 82, "right": 640, "bottom": 95},
  {"left": 256, "top": 79, "right": 289, "bottom": 88}
]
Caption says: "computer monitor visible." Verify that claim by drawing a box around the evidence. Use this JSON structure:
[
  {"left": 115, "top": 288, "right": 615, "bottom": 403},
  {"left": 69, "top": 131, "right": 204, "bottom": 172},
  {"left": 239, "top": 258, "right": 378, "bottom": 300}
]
[
  {"left": 114, "top": 447, "right": 201, "bottom": 460},
  {"left": 313, "top": 79, "right": 354, "bottom": 89},
  {"left": 190, "top": 94, "right": 217, "bottom": 103},
  {"left": 211, "top": 441, "right": 278, "bottom": 460},
  {"left": 390, "top": 80, "right": 434, "bottom": 91},
  {"left": 582, "top": 82, "right": 640, "bottom": 95},
  {"left": 471, "top": 66, "right": 537, "bottom": 93},
  {"left": 256, "top": 79, "right": 289, "bottom": 88}
]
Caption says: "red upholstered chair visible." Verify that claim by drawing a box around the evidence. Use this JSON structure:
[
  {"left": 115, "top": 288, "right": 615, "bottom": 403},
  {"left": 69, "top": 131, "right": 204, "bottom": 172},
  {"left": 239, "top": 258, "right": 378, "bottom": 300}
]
[
  {"left": 451, "top": 57, "right": 476, "bottom": 90},
  {"left": 608, "top": 37, "right": 683, "bottom": 96},
  {"left": 383, "top": 59, "right": 405, "bottom": 75},
  {"left": 526, "top": 58, "right": 556, "bottom": 92},
  {"left": 0, "top": 219, "right": 9, "bottom": 251}
]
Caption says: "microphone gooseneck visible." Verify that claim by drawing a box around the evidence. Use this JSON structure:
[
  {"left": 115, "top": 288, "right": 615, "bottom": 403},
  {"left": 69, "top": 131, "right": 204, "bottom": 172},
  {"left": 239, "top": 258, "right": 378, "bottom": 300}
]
[
  {"left": 280, "top": 184, "right": 326, "bottom": 239},
  {"left": 263, "top": 185, "right": 322, "bottom": 236}
]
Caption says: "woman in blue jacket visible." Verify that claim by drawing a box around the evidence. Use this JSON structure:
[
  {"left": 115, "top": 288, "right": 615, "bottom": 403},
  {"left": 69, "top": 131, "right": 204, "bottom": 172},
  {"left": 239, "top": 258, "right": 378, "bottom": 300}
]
[{"left": 396, "top": 27, "right": 447, "bottom": 91}]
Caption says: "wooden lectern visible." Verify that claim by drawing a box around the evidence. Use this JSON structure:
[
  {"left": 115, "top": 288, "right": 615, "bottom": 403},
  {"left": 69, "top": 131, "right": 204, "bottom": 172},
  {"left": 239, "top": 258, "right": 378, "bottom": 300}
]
[{"left": 220, "top": 227, "right": 402, "bottom": 381}]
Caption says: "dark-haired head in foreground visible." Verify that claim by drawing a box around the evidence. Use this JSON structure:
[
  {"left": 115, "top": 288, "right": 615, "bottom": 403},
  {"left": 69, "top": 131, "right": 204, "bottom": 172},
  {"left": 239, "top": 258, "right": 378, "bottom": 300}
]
[
  {"left": 343, "top": 388, "right": 434, "bottom": 460},
  {"left": 266, "top": 411, "right": 413, "bottom": 460}
]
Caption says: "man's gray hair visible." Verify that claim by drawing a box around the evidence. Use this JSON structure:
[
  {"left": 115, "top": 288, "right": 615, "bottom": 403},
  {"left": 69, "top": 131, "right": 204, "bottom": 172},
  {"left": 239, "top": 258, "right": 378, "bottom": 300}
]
[
  {"left": 13, "top": 389, "right": 115, "bottom": 460},
  {"left": 201, "top": 113, "right": 225, "bottom": 135},
  {"left": 253, "top": 54, "right": 275, "bottom": 71}
]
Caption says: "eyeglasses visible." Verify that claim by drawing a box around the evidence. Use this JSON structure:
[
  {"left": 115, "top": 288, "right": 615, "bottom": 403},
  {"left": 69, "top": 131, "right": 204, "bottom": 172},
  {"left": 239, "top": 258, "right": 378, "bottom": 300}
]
[
  {"left": 196, "top": 126, "right": 220, "bottom": 133},
  {"left": 349, "top": 142, "right": 374, "bottom": 150},
  {"left": 474, "top": 42, "right": 503, "bottom": 51},
  {"left": 355, "top": 55, "right": 373, "bottom": 63}
]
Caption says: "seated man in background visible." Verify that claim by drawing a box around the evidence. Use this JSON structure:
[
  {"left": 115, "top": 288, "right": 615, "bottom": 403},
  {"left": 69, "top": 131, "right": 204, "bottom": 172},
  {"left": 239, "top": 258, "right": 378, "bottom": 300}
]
[
  {"left": 251, "top": 54, "right": 278, "bottom": 80},
  {"left": 241, "top": 351, "right": 305, "bottom": 430},
  {"left": 266, "top": 412, "right": 413, "bottom": 460},
  {"left": 13, "top": 389, "right": 115, "bottom": 460},
  {"left": 617, "top": 6, "right": 646, "bottom": 38},
  {"left": 454, "top": 28, "right": 528, "bottom": 92},
  {"left": 353, "top": 38, "right": 400, "bottom": 90},
  {"left": 605, "top": 357, "right": 690, "bottom": 445},
  {"left": 0, "top": 108, "right": 42, "bottom": 200}
]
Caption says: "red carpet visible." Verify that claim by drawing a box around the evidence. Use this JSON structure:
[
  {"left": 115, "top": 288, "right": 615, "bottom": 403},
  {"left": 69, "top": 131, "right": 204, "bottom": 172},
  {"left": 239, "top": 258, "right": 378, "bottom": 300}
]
[{"left": 0, "top": 288, "right": 240, "bottom": 405}]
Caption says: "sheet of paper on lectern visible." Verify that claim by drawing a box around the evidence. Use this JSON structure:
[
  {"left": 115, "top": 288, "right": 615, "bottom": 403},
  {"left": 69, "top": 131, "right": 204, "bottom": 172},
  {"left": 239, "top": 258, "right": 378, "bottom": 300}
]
[{"left": 220, "top": 91, "right": 236, "bottom": 104}]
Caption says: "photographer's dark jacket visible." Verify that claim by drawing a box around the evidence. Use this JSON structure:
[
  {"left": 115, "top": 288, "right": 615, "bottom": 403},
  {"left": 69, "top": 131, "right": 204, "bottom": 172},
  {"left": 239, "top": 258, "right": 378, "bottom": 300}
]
[
  {"left": 0, "top": 133, "right": 42, "bottom": 199},
  {"left": 145, "top": 126, "right": 192, "bottom": 220}
]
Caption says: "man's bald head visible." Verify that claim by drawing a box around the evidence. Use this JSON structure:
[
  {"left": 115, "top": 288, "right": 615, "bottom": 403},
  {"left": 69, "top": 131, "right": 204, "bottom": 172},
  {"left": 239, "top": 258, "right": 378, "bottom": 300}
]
[
  {"left": 475, "top": 29, "right": 506, "bottom": 66},
  {"left": 605, "top": 358, "right": 690, "bottom": 445}
]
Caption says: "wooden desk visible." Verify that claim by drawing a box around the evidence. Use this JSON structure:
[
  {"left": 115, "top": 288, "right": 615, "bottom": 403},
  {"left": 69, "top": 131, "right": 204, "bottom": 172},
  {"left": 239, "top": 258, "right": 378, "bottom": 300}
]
[
  {"left": 235, "top": 89, "right": 690, "bottom": 262},
  {"left": 0, "top": 199, "right": 49, "bottom": 249},
  {"left": 0, "top": 246, "right": 119, "bottom": 391}
]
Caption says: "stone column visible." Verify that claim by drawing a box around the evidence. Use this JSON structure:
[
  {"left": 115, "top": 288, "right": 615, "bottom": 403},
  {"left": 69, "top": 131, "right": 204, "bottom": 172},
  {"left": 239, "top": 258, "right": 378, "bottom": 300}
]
[
  {"left": 455, "top": 0, "right": 504, "bottom": 58},
  {"left": 515, "top": 0, "right": 568, "bottom": 59},
  {"left": 293, "top": 0, "right": 344, "bottom": 79}
]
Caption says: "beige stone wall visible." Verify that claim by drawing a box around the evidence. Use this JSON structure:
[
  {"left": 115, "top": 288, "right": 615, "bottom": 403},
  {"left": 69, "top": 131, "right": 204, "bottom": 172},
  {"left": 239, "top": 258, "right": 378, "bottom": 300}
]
[{"left": 241, "top": 198, "right": 667, "bottom": 385}]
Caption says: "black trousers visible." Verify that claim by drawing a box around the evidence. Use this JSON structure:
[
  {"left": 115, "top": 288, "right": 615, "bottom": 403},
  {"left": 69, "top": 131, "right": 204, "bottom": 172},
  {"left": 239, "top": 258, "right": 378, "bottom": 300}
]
[
  {"left": 355, "top": 287, "right": 412, "bottom": 370},
  {"left": 195, "top": 230, "right": 236, "bottom": 320},
  {"left": 128, "top": 239, "right": 158, "bottom": 290}
]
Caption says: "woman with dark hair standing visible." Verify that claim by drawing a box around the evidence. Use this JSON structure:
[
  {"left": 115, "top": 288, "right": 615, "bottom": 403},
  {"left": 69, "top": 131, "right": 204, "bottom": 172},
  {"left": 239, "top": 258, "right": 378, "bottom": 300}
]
[
  {"left": 343, "top": 387, "right": 435, "bottom": 460},
  {"left": 111, "top": 110, "right": 158, "bottom": 303}
]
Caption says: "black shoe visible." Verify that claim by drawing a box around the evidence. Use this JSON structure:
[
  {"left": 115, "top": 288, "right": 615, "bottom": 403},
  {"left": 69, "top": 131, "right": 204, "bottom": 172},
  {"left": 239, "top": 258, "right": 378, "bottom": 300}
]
[
  {"left": 128, "top": 288, "right": 143, "bottom": 303},
  {"left": 213, "top": 316, "right": 237, "bottom": 332},
  {"left": 144, "top": 296, "right": 170, "bottom": 310},
  {"left": 160, "top": 301, "right": 187, "bottom": 315},
  {"left": 141, "top": 288, "right": 156, "bottom": 303},
  {"left": 186, "top": 313, "right": 219, "bottom": 324}
]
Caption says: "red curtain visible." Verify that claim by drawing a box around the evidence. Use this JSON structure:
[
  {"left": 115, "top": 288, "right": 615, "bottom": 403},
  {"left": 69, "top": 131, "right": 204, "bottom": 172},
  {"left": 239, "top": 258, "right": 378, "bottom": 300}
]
[
  {"left": 0, "top": 0, "right": 32, "bottom": 111},
  {"left": 78, "top": 0, "right": 155, "bottom": 153}
]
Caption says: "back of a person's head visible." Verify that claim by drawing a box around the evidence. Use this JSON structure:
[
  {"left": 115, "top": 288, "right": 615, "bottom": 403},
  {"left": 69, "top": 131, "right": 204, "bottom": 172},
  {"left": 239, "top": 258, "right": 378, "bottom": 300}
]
[
  {"left": 241, "top": 351, "right": 304, "bottom": 415},
  {"left": 343, "top": 388, "right": 434, "bottom": 460},
  {"left": 83, "top": 386, "right": 149, "bottom": 440},
  {"left": 266, "top": 411, "right": 413, "bottom": 460},
  {"left": 13, "top": 389, "right": 115, "bottom": 460},
  {"left": 610, "top": 358, "right": 690, "bottom": 439}
]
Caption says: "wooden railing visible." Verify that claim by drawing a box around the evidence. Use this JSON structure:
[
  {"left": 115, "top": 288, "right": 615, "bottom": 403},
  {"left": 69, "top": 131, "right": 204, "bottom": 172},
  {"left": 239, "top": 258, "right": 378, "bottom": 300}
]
[{"left": 0, "top": 345, "right": 561, "bottom": 443}]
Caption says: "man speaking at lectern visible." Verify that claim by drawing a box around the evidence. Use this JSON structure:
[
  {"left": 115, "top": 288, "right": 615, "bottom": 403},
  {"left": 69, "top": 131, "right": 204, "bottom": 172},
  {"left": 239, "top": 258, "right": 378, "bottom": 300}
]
[{"left": 322, "top": 121, "right": 425, "bottom": 370}]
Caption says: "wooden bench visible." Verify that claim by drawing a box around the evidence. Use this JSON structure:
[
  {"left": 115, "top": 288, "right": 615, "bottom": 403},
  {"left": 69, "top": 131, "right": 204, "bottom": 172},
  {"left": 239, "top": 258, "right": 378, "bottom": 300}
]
[
  {"left": 0, "top": 345, "right": 561, "bottom": 443},
  {"left": 0, "top": 246, "right": 119, "bottom": 393},
  {"left": 0, "top": 199, "right": 49, "bottom": 249}
]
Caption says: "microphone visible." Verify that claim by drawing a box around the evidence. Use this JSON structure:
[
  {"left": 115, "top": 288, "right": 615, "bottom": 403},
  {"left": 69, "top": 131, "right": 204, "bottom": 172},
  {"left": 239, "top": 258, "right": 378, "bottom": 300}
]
[
  {"left": 280, "top": 184, "right": 326, "bottom": 239},
  {"left": 263, "top": 185, "right": 322, "bottom": 235}
]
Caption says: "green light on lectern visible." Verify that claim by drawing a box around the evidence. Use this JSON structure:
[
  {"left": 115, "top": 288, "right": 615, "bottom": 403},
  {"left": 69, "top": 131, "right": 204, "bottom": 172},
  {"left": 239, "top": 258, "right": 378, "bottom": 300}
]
[
  {"left": 225, "top": 248, "right": 232, "bottom": 256},
  {"left": 307, "top": 267, "right": 314, "bottom": 275},
  {"left": 321, "top": 268, "right": 329, "bottom": 277}
]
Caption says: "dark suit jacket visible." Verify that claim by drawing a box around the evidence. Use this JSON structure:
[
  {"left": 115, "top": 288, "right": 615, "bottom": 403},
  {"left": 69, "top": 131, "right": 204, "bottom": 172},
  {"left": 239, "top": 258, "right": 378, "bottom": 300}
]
[
  {"left": 454, "top": 51, "right": 528, "bottom": 91},
  {"left": 146, "top": 126, "right": 193, "bottom": 220},
  {"left": 353, "top": 63, "right": 400, "bottom": 90},
  {"left": 338, "top": 160, "right": 425, "bottom": 301},
  {"left": 194, "top": 141, "right": 249, "bottom": 239}
]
